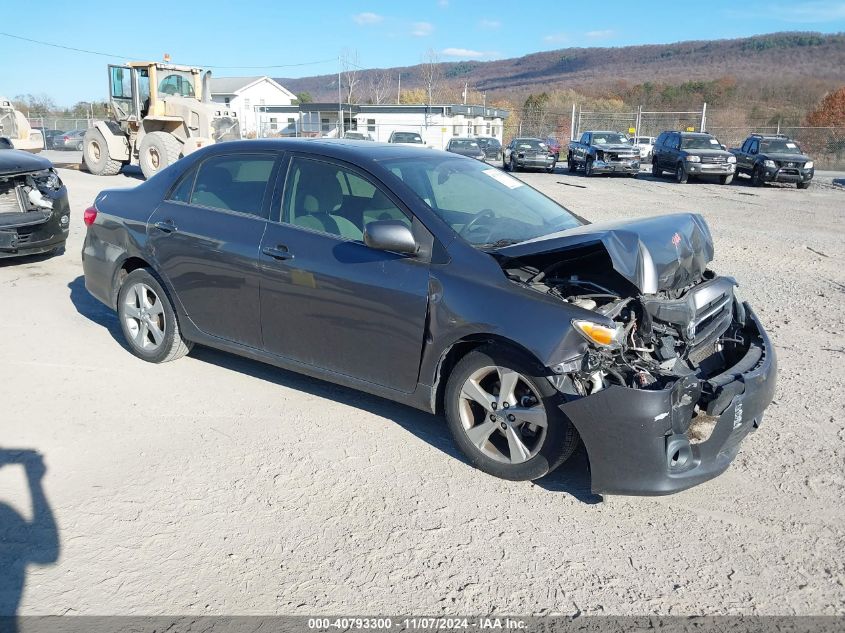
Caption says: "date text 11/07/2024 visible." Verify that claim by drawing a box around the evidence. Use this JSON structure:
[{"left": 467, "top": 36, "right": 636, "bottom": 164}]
[{"left": 307, "top": 617, "right": 527, "bottom": 630}]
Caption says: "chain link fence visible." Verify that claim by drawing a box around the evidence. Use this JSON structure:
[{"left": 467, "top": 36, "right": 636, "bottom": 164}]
[{"left": 26, "top": 117, "right": 97, "bottom": 132}]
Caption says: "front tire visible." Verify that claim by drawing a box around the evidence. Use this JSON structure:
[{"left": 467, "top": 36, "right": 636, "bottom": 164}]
[
  {"left": 546, "top": 160, "right": 556, "bottom": 174},
  {"left": 567, "top": 154, "right": 577, "bottom": 173},
  {"left": 750, "top": 166, "right": 764, "bottom": 187},
  {"left": 719, "top": 174, "right": 734, "bottom": 185},
  {"left": 117, "top": 268, "right": 193, "bottom": 363},
  {"left": 797, "top": 181, "right": 811, "bottom": 190},
  {"left": 82, "top": 128, "right": 123, "bottom": 176},
  {"left": 585, "top": 158, "right": 594, "bottom": 177},
  {"left": 676, "top": 163, "right": 688, "bottom": 184},
  {"left": 652, "top": 160, "right": 661, "bottom": 177},
  {"left": 138, "top": 132, "right": 182, "bottom": 180},
  {"left": 444, "top": 345, "right": 579, "bottom": 481},
  {"left": 510, "top": 157, "right": 519, "bottom": 172}
]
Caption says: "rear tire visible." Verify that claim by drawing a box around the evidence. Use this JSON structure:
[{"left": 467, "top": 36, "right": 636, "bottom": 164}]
[
  {"left": 675, "top": 163, "right": 688, "bottom": 184},
  {"left": 138, "top": 132, "right": 182, "bottom": 180},
  {"left": 444, "top": 345, "right": 579, "bottom": 481},
  {"left": 116, "top": 268, "right": 193, "bottom": 363},
  {"left": 82, "top": 128, "right": 123, "bottom": 176}
]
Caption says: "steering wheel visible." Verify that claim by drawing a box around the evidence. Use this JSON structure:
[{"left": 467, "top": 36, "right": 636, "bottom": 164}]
[{"left": 459, "top": 208, "right": 495, "bottom": 238}]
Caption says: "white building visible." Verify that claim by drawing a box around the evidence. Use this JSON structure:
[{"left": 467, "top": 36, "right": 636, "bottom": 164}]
[
  {"left": 255, "top": 103, "right": 509, "bottom": 149},
  {"left": 210, "top": 76, "right": 297, "bottom": 136}
]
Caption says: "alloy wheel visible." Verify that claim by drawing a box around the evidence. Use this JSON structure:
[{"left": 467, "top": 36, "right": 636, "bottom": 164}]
[
  {"left": 457, "top": 365, "right": 548, "bottom": 464},
  {"left": 122, "top": 282, "right": 166, "bottom": 351}
]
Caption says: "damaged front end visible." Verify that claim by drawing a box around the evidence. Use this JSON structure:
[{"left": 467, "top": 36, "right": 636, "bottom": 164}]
[
  {"left": 0, "top": 161, "right": 70, "bottom": 258},
  {"left": 497, "top": 213, "right": 777, "bottom": 495}
]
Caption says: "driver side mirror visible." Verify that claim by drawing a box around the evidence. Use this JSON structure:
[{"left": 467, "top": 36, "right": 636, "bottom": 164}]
[{"left": 364, "top": 220, "right": 418, "bottom": 255}]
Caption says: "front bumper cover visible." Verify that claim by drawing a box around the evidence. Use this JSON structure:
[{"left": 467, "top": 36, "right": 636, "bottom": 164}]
[
  {"left": 0, "top": 187, "right": 69, "bottom": 259},
  {"left": 763, "top": 167, "right": 814, "bottom": 183},
  {"left": 591, "top": 159, "right": 640, "bottom": 174},
  {"left": 559, "top": 305, "right": 776, "bottom": 496}
]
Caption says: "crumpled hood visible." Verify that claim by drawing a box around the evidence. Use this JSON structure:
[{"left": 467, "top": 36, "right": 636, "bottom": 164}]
[
  {"left": 496, "top": 213, "right": 714, "bottom": 294},
  {"left": 595, "top": 143, "right": 637, "bottom": 153},
  {"left": 0, "top": 149, "right": 52, "bottom": 175}
]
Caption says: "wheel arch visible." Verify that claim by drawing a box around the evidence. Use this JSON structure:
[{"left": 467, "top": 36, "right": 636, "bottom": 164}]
[{"left": 431, "top": 333, "right": 546, "bottom": 415}]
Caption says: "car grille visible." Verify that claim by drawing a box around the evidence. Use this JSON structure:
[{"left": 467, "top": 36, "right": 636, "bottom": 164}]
[
  {"left": 0, "top": 185, "right": 23, "bottom": 213},
  {"left": 777, "top": 161, "right": 803, "bottom": 169},
  {"left": 607, "top": 152, "right": 637, "bottom": 161},
  {"left": 691, "top": 288, "right": 733, "bottom": 346},
  {"left": 700, "top": 155, "right": 726, "bottom": 164}
]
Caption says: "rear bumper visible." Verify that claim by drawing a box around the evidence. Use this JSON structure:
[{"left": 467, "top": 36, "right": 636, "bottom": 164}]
[{"left": 560, "top": 305, "right": 776, "bottom": 496}]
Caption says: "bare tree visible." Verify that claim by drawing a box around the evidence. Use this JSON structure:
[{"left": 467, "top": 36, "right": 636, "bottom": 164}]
[
  {"left": 340, "top": 48, "right": 361, "bottom": 104},
  {"left": 368, "top": 70, "right": 392, "bottom": 105},
  {"left": 420, "top": 49, "right": 442, "bottom": 105}
]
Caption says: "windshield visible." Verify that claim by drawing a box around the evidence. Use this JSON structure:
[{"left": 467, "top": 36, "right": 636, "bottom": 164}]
[
  {"left": 158, "top": 72, "right": 195, "bottom": 97},
  {"left": 513, "top": 139, "right": 547, "bottom": 150},
  {"left": 591, "top": 132, "right": 628, "bottom": 145},
  {"left": 760, "top": 139, "right": 802, "bottom": 154},
  {"left": 381, "top": 154, "right": 582, "bottom": 246},
  {"left": 392, "top": 132, "right": 422, "bottom": 143},
  {"left": 450, "top": 139, "right": 480, "bottom": 150},
  {"left": 681, "top": 135, "right": 721, "bottom": 149}
]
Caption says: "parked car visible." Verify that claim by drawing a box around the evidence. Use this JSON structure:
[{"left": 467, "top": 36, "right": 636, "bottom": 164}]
[
  {"left": 445, "top": 138, "right": 485, "bottom": 160},
  {"left": 82, "top": 139, "right": 776, "bottom": 495},
  {"left": 543, "top": 136, "right": 562, "bottom": 160},
  {"left": 652, "top": 131, "right": 736, "bottom": 184},
  {"left": 474, "top": 136, "right": 502, "bottom": 160},
  {"left": 730, "top": 133, "right": 814, "bottom": 189},
  {"left": 43, "top": 129, "right": 67, "bottom": 149},
  {"left": 54, "top": 129, "right": 86, "bottom": 150},
  {"left": 342, "top": 131, "right": 373, "bottom": 141},
  {"left": 0, "top": 137, "right": 13, "bottom": 150},
  {"left": 388, "top": 131, "right": 424, "bottom": 145},
  {"left": 630, "top": 136, "right": 656, "bottom": 162},
  {"left": 503, "top": 137, "right": 556, "bottom": 172},
  {"left": 0, "top": 149, "right": 70, "bottom": 258},
  {"left": 567, "top": 131, "right": 640, "bottom": 176}
]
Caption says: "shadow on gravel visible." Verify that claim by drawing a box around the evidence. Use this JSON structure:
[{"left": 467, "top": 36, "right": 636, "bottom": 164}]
[
  {"left": 66, "top": 275, "right": 599, "bottom": 504},
  {"left": 67, "top": 275, "right": 126, "bottom": 347},
  {"left": 0, "top": 449, "right": 59, "bottom": 628}
]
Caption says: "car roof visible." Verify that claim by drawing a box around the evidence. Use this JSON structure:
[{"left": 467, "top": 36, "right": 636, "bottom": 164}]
[{"left": 192, "top": 138, "right": 440, "bottom": 162}]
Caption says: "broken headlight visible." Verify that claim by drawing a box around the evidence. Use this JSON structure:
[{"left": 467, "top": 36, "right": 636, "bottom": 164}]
[
  {"left": 34, "top": 169, "right": 62, "bottom": 190},
  {"left": 572, "top": 319, "right": 622, "bottom": 348}
]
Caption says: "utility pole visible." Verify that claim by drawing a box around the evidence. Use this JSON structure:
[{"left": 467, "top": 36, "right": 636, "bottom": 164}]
[
  {"left": 337, "top": 60, "right": 342, "bottom": 137},
  {"left": 397, "top": 73, "right": 401, "bottom": 105}
]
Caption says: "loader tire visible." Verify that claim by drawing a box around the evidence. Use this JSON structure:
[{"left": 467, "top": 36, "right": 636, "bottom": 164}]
[
  {"left": 139, "top": 132, "right": 182, "bottom": 180},
  {"left": 83, "top": 128, "right": 122, "bottom": 176}
]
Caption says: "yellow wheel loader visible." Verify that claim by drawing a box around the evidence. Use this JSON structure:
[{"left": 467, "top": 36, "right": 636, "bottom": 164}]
[
  {"left": 83, "top": 62, "right": 240, "bottom": 179},
  {"left": 0, "top": 97, "right": 44, "bottom": 152}
]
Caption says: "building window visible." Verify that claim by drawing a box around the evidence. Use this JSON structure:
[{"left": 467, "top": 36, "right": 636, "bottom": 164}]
[
  {"left": 288, "top": 117, "right": 295, "bottom": 127},
  {"left": 244, "top": 99, "right": 251, "bottom": 109},
  {"left": 224, "top": 97, "right": 230, "bottom": 105},
  {"left": 321, "top": 118, "right": 330, "bottom": 132},
  {"left": 269, "top": 117, "right": 277, "bottom": 130},
  {"left": 486, "top": 123, "right": 491, "bottom": 134},
  {"left": 453, "top": 125, "right": 460, "bottom": 136},
  {"left": 367, "top": 118, "right": 375, "bottom": 132}
]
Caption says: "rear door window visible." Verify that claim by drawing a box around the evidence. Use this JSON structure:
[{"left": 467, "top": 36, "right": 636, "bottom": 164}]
[{"left": 190, "top": 154, "right": 276, "bottom": 217}]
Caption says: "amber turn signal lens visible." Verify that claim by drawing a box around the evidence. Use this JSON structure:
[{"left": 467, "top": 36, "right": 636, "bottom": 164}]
[{"left": 572, "top": 320, "right": 619, "bottom": 347}]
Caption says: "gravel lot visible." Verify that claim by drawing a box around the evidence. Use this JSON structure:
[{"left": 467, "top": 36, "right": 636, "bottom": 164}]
[{"left": 1, "top": 156, "right": 844, "bottom": 616}]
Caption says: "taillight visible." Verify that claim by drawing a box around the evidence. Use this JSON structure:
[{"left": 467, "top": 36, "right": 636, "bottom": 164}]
[
  {"left": 83, "top": 205, "right": 97, "bottom": 226},
  {"left": 63, "top": 136, "right": 69, "bottom": 141}
]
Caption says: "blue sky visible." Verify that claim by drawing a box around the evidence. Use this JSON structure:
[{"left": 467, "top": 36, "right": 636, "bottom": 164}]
[{"left": 1, "top": 0, "right": 844, "bottom": 106}]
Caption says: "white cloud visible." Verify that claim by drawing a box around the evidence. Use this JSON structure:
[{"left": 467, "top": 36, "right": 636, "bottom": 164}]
[
  {"left": 353, "top": 12, "right": 384, "bottom": 25},
  {"left": 479, "top": 19, "right": 501, "bottom": 30},
  {"left": 771, "top": 1, "right": 845, "bottom": 22},
  {"left": 411, "top": 21, "right": 434, "bottom": 37},
  {"left": 585, "top": 29, "right": 615, "bottom": 39},
  {"left": 438, "top": 0, "right": 449, "bottom": 7},
  {"left": 543, "top": 33, "right": 568, "bottom": 44},
  {"left": 441, "top": 47, "right": 495, "bottom": 59}
]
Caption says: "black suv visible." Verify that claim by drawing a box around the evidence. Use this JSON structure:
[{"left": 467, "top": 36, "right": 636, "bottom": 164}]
[
  {"left": 652, "top": 131, "right": 736, "bottom": 185},
  {"left": 730, "top": 134, "right": 814, "bottom": 189}
]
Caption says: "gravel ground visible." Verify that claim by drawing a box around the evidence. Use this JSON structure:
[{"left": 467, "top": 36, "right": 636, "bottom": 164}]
[{"left": 1, "top": 159, "right": 843, "bottom": 616}]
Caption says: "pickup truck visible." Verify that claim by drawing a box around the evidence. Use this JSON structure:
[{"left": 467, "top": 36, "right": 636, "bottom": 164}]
[
  {"left": 567, "top": 131, "right": 640, "bottom": 177},
  {"left": 730, "top": 134, "right": 814, "bottom": 189}
]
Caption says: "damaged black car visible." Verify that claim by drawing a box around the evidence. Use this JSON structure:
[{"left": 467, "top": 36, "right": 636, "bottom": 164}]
[
  {"left": 0, "top": 149, "right": 70, "bottom": 258},
  {"left": 82, "top": 139, "right": 776, "bottom": 495}
]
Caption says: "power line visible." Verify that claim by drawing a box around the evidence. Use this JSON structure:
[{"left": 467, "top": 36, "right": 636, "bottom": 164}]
[{"left": 0, "top": 31, "right": 337, "bottom": 70}]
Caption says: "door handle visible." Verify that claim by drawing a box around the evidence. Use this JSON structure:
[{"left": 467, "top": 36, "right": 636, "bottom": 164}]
[
  {"left": 154, "top": 220, "right": 177, "bottom": 233},
  {"left": 262, "top": 245, "right": 293, "bottom": 260}
]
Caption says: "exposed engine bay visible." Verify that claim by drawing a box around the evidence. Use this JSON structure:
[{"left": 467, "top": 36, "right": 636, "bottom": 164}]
[
  {"left": 503, "top": 243, "right": 754, "bottom": 415},
  {"left": 0, "top": 169, "right": 59, "bottom": 217}
]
